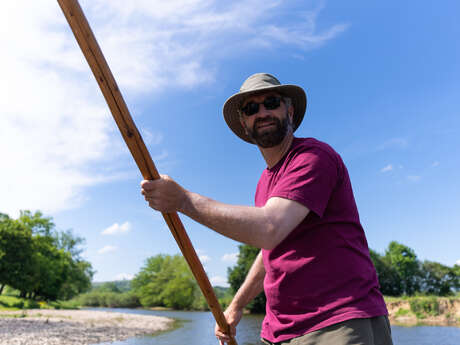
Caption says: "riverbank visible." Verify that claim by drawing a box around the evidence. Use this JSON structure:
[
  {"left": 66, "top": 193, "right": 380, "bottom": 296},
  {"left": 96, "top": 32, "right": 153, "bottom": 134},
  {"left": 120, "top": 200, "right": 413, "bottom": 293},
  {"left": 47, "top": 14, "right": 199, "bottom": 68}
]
[
  {"left": 0, "top": 309, "right": 174, "bottom": 345},
  {"left": 386, "top": 297, "right": 460, "bottom": 326}
]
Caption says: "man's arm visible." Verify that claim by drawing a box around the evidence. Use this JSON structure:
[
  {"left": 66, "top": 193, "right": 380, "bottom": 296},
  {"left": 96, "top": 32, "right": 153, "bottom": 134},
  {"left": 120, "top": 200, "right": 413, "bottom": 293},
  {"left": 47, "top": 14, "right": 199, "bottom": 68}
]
[
  {"left": 215, "top": 251, "right": 265, "bottom": 345},
  {"left": 141, "top": 176, "right": 309, "bottom": 250}
]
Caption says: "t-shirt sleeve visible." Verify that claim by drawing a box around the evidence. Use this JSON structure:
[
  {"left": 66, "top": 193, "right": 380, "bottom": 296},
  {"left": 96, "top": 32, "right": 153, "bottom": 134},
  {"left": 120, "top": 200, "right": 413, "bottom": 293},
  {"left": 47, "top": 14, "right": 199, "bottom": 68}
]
[{"left": 269, "top": 147, "right": 339, "bottom": 218}]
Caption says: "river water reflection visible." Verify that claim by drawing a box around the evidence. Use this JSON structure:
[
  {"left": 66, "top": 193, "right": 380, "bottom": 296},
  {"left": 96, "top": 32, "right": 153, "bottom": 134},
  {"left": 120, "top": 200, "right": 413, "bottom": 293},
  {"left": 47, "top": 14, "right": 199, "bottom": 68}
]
[{"left": 95, "top": 308, "right": 460, "bottom": 345}]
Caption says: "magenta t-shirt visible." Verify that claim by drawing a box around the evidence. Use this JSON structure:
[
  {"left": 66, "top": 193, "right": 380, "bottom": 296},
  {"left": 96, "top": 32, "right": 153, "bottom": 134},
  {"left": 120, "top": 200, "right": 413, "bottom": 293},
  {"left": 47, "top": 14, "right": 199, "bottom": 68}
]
[{"left": 256, "top": 137, "right": 388, "bottom": 343}]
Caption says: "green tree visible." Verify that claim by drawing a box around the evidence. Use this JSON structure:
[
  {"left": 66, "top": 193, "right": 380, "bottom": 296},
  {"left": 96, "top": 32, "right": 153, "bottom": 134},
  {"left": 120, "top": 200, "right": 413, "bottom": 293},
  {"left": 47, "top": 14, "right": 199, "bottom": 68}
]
[
  {"left": 17, "top": 210, "right": 54, "bottom": 236},
  {"left": 384, "top": 241, "right": 421, "bottom": 295},
  {"left": 0, "top": 211, "right": 93, "bottom": 300},
  {"left": 132, "top": 254, "right": 197, "bottom": 310},
  {"left": 369, "top": 249, "right": 402, "bottom": 296},
  {"left": 53, "top": 229, "right": 93, "bottom": 300},
  {"left": 0, "top": 217, "right": 34, "bottom": 295},
  {"left": 420, "top": 261, "right": 459, "bottom": 296},
  {"left": 28, "top": 236, "right": 71, "bottom": 300},
  {"left": 227, "top": 244, "right": 266, "bottom": 313}
]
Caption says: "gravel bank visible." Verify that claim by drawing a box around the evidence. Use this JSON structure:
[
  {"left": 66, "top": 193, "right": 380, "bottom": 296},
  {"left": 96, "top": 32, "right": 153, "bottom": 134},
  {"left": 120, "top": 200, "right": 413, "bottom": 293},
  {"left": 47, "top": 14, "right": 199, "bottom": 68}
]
[{"left": 0, "top": 309, "right": 174, "bottom": 345}]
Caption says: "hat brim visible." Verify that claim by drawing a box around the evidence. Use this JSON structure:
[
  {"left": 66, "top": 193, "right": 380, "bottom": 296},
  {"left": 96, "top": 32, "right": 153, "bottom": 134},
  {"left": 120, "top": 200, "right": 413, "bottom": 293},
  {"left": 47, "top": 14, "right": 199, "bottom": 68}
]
[{"left": 223, "top": 84, "right": 307, "bottom": 143}]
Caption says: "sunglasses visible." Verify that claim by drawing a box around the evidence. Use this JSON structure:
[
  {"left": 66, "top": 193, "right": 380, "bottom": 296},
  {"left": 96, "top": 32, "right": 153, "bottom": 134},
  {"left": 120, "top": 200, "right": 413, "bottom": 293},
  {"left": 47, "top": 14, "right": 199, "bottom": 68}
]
[{"left": 241, "top": 96, "right": 282, "bottom": 116}]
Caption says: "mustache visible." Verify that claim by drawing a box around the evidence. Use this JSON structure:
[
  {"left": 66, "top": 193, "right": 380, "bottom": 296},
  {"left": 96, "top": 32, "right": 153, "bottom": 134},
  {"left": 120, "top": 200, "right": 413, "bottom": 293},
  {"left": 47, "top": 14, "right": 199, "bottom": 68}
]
[{"left": 253, "top": 116, "right": 279, "bottom": 128}]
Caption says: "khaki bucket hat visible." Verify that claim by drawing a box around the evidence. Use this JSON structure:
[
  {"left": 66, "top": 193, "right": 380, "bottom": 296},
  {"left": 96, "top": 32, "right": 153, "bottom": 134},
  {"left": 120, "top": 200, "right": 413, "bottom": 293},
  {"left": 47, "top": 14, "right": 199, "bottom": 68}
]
[{"left": 223, "top": 73, "right": 307, "bottom": 143}]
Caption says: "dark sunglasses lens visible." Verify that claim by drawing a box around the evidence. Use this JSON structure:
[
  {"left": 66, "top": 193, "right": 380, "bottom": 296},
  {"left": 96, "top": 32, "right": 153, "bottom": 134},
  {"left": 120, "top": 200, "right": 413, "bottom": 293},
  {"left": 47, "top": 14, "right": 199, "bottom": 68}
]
[
  {"left": 242, "top": 97, "right": 281, "bottom": 116},
  {"left": 264, "top": 96, "right": 281, "bottom": 109},
  {"left": 243, "top": 102, "right": 259, "bottom": 116}
]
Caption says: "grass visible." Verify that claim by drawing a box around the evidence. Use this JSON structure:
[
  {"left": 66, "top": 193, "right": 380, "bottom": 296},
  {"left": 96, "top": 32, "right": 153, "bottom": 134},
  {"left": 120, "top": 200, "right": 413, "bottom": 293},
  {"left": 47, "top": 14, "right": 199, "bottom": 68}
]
[
  {"left": 395, "top": 308, "right": 411, "bottom": 317},
  {"left": 0, "top": 294, "right": 80, "bottom": 311},
  {"left": 409, "top": 297, "right": 440, "bottom": 319}
]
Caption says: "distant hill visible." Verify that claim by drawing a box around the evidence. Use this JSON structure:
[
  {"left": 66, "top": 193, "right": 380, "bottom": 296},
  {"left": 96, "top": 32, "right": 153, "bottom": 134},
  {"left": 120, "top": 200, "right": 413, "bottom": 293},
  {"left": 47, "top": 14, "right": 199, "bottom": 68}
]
[
  {"left": 91, "top": 280, "right": 230, "bottom": 298},
  {"left": 91, "top": 280, "right": 131, "bottom": 293},
  {"left": 213, "top": 286, "right": 231, "bottom": 298}
]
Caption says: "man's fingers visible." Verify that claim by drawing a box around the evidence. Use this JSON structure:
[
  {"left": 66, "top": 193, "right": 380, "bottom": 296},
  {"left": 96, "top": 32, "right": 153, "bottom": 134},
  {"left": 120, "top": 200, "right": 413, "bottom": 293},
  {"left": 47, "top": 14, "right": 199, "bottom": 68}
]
[{"left": 140, "top": 179, "right": 152, "bottom": 189}]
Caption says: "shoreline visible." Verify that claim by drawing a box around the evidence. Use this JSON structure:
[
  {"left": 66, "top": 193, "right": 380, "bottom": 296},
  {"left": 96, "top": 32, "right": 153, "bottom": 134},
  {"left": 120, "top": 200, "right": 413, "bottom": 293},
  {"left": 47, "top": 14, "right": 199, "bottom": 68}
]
[
  {"left": 0, "top": 309, "right": 174, "bottom": 345},
  {"left": 386, "top": 298, "right": 460, "bottom": 327}
]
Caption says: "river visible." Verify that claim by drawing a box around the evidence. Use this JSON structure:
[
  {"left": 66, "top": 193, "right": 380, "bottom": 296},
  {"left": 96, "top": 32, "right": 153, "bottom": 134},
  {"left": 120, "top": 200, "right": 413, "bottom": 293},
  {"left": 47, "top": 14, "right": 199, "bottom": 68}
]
[{"left": 94, "top": 308, "right": 460, "bottom": 345}]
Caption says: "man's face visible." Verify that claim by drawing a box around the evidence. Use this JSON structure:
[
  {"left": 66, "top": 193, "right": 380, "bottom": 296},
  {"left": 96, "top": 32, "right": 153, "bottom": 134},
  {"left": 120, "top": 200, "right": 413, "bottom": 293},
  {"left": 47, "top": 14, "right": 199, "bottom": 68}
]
[{"left": 240, "top": 92, "right": 293, "bottom": 148}]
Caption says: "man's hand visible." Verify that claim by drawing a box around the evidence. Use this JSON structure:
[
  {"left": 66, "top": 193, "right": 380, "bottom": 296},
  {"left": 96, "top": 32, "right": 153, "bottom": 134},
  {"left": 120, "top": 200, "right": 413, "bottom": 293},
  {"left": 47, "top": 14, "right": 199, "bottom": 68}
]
[
  {"left": 141, "top": 175, "right": 187, "bottom": 213},
  {"left": 215, "top": 305, "right": 243, "bottom": 345}
]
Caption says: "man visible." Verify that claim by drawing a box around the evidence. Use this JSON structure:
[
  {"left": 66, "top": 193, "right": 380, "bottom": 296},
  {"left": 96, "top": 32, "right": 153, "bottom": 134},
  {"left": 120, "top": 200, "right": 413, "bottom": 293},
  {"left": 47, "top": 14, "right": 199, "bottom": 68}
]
[{"left": 141, "top": 73, "right": 392, "bottom": 345}]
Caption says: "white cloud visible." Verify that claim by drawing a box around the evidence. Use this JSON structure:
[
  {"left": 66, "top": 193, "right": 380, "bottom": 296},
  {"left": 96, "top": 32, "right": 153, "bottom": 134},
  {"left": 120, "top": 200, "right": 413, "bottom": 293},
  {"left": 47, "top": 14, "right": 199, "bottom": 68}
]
[
  {"left": 378, "top": 138, "right": 408, "bottom": 151},
  {"left": 98, "top": 245, "right": 118, "bottom": 254},
  {"left": 199, "top": 255, "right": 211, "bottom": 264},
  {"left": 0, "top": 2, "right": 127, "bottom": 217},
  {"left": 221, "top": 252, "right": 239, "bottom": 263},
  {"left": 407, "top": 175, "right": 422, "bottom": 182},
  {"left": 141, "top": 128, "right": 164, "bottom": 146},
  {"left": 381, "top": 164, "right": 393, "bottom": 173},
  {"left": 0, "top": 1, "right": 347, "bottom": 217},
  {"left": 77, "top": 0, "right": 347, "bottom": 92},
  {"left": 114, "top": 273, "right": 134, "bottom": 280},
  {"left": 455, "top": 259, "right": 460, "bottom": 266},
  {"left": 101, "top": 221, "right": 132, "bottom": 235},
  {"left": 210, "top": 276, "right": 229, "bottom": 287}
]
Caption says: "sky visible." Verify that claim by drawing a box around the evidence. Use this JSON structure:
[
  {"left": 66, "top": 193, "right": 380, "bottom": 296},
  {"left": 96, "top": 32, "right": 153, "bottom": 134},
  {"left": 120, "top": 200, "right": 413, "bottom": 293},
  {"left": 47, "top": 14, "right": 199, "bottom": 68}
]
[{"left": 1, "top": 0, "right": 459, "bottom": 286}]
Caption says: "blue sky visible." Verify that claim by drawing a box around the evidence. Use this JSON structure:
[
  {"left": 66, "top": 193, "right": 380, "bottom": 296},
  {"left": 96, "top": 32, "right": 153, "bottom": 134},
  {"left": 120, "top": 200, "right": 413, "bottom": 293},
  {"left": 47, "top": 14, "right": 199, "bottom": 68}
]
[{"left": 1, "top": 1, "right": 459, "bottom": 285}]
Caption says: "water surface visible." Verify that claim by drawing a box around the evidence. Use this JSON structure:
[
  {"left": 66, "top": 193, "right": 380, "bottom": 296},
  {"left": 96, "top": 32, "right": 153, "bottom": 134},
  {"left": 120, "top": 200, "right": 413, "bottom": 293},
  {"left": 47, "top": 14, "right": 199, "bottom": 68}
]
[{"left": 94, "top": 308, "right": 460, "bottom": 345}]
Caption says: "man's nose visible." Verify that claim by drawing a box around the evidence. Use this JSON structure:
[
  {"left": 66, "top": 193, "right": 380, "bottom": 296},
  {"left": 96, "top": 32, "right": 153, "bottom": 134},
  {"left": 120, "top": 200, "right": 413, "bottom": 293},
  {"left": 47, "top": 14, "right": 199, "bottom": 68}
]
[{"left": 254, "top": 104, "right": 271, "bottom": 118}]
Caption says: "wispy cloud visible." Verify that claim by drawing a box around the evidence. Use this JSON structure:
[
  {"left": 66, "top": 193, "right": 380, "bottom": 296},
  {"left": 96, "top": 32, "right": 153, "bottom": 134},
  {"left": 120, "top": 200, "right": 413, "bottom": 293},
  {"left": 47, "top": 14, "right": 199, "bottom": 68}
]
[
  {"left": 199, "top": 255, "right": 212, "bottom": 264},
  {"left": 210, "top": 275, "right": 229, "bottom": 287},
  {"left": 407, "top": 175, "right": 422, "bottom": 183},
  {"left": 98, "top": 245, "right": 118, "bottom": 254},
  {"left": 140, "top": 128, "right": 164, "bottom": 146},
  {"left": 221, "top": 252, "right": 239, "bottom": 263},
  {"left": 0, "top": 1, "right": 347, "bottom": 217},
  {"left": 82, "top": 1, "right": 348, "bottom": 92},
  {"left": 101, "top": 222, "right": 132, "bottom": 235},
  {"left": 377, "top": 138, "right": 408, "bottom": 151},
  {"left": 380, "top": 164, "right": 394, "bottom": 173}
]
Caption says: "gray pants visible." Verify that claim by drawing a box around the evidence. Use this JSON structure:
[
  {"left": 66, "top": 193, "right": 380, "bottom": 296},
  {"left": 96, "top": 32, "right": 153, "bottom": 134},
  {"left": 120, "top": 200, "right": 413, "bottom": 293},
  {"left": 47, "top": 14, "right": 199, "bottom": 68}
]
[{"left": 261, "top": 316, "right": 393, "bottom": 345}]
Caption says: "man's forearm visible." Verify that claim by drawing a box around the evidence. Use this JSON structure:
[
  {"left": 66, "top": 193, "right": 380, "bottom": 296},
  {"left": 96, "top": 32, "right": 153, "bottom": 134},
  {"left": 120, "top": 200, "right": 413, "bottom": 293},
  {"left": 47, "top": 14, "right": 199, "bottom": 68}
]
[
  {"left": 141, "top": 176, "right": 309, "bottom": 250},
  {"left": 229, "top": 251, "right": 265, "bottom": 310},
  {"left": 180, "top": 190, "right": 275, "bottom": 249}
]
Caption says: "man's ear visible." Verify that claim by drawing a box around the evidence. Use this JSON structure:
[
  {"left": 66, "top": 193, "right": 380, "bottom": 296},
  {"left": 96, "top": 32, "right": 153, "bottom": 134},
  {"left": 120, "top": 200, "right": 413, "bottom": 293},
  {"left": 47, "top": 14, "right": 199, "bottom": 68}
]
[
  {"left": 240, "top": 117, "right": 249, "bottom": 134},
  {"left": 288, "top": 105, "right": 294, "bottom": 122}
]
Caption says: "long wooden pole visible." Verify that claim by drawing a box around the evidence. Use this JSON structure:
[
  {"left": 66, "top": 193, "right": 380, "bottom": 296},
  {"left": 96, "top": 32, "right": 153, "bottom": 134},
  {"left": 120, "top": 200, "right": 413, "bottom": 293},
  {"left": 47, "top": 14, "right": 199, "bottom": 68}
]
[{"left": 56, "top": 1, "right": 236, "bottom": 343}]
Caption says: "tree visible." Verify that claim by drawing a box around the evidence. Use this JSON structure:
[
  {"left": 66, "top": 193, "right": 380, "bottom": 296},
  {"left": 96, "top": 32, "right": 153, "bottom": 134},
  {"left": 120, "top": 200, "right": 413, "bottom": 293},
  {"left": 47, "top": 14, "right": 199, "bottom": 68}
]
[
  {"left": 53, "top": 229, "right": 93, "bottom": 299},
  {"left": 0, "top": 217, "right": 34, "bottom": 295},
  {"left": 28, "top": 236, "right": 71, "bottom": 300},
  {"left": 370, "top": 249, "right": 403, "bottom": 296},
  {"left": 17, "top": 210, "right": 54, "bottom": 237},
  {"left": 227, "top": 244, "right": 266, "bottom": 313},
  {"left": 0, "top": 211, "right": 93, "bottom": 300},
  {"left": 132, "top": 254, "right": 197, "bottom": 310},
  {"left": 420, "top": 261, "right": 459, "bottom": 296},
  {"left": 384, "top": 241, "right": 421, "bottom": 295}
]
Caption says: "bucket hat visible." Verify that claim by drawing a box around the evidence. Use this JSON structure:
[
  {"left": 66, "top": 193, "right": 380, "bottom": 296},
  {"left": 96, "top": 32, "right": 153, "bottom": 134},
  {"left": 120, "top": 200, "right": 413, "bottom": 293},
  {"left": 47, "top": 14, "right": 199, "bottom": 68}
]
[{"left": 223, "top": 73, "right": 307, "bottom": 143}]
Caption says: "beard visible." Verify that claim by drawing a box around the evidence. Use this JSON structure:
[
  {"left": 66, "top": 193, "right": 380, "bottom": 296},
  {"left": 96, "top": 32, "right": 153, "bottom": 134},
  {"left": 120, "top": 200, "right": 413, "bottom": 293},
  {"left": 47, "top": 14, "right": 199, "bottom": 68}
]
[{"left": 246, "top": 114, "right": 290, "bottom": 148}]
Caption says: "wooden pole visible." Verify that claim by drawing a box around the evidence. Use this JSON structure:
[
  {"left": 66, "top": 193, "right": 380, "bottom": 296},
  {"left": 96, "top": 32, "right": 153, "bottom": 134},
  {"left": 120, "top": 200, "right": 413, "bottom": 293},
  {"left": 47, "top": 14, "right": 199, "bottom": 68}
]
[{"left": 56, "top": 1, "right": 237, "bottom": 344}]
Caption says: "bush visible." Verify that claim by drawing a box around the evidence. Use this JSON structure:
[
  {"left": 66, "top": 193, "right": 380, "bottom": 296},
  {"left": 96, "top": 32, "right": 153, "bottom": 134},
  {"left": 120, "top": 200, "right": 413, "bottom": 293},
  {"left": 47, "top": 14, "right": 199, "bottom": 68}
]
[
  {"left": 12, "top": 301, "right": 24, "bottom": 309},
  {"left": 24, "top": 300, "right": 40, "bottom": 309},
  {"left": 409, "top": 297, "right": 440, "bottom": 319},
  {"left": 395, "top": 308, "right": 411, "bottom": 317},
  {"left": 76, "top": 290, "right": 140, "bottom": 308}
]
